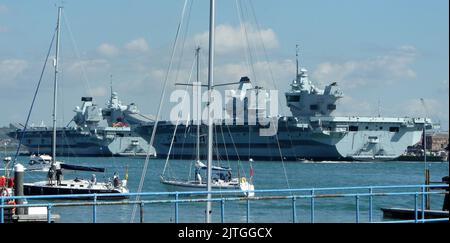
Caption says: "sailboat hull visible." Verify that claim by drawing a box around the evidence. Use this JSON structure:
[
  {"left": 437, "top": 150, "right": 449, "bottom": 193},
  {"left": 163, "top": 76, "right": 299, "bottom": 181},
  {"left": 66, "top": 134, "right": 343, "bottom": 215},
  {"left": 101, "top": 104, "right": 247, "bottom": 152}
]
[
  {"left": 23, "top": 180, "right": 128, "bottom": 199},
  {"left": 162, "top": 179, "right": 239, "bottom": 190},
  {"left": 161, "top": 179, "right": 254, "bottom": 197}
]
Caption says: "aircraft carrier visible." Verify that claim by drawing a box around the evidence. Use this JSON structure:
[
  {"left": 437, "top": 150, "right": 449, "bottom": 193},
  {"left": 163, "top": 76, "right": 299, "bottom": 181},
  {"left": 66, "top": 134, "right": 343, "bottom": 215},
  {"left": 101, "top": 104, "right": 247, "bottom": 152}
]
[
  {"left": 135, "top": 55, "right": 431, "bottom": 161},
  {"left": 8, "top": 91, "right": 155, "bottom": 157}
]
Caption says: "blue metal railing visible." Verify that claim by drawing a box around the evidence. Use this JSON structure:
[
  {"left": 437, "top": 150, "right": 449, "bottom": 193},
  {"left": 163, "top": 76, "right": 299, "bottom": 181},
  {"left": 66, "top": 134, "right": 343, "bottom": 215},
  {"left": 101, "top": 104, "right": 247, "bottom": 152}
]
[{"left": 1, "top": 184, "right": 448, "bottom": 223}]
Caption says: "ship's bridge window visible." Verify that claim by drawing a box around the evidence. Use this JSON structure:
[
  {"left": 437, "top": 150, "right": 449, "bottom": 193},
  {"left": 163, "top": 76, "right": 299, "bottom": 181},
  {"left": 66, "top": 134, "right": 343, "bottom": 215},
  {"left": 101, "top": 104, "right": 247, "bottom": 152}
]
[
  {"left": 310, "top": 104, "right": 319, "bottom": 111},
  {"left": 327, "top": 104, "right": 336, "bottom": 110},
  {"left": 365, "top": 126, "right": 369, "bottom": 130},
  {"left": 379, "top": 126, "right": 383, "bottom": 130},
  {"left": 349, "top": 126, "right": 359, "bottom": 132},
  {"left": 389, "top": 127, "right": 400, "bottom": 132},
  {"left": 286, "top": 95, "right": 300, "bottom": 102}
]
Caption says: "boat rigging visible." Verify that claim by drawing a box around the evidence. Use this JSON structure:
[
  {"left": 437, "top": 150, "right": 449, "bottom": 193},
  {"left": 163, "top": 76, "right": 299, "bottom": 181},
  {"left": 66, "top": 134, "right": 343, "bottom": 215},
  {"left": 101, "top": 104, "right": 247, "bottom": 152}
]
[{"left": 16, "top": 6, "right": 129, "bottom": 197}]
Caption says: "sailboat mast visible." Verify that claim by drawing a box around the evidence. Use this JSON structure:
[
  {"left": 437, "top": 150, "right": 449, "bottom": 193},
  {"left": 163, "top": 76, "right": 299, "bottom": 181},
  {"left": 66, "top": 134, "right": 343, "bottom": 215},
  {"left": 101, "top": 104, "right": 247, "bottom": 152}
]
[
  {"left": 206, "top": 0, "right": 215, "bottom": 223},
  {"left": 196, "top": 47, "right": 201, "bottom": 162},
  {"left": 52, "top": 6, "right": 62, "bottom": 165}
]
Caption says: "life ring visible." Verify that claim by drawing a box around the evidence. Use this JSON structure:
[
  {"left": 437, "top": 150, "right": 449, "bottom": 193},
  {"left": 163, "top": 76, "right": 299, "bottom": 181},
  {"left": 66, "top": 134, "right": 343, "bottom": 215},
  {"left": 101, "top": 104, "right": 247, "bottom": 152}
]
[{"left": 240, "top": 177, "right": 247, "bottom": 184}]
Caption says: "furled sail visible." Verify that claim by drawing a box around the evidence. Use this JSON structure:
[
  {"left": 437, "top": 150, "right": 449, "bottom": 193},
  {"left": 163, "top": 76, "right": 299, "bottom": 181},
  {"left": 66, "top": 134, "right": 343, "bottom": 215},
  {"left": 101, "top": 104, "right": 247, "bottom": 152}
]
[{"left": 60, "top": 163, "right": 105, "bottom": 172}]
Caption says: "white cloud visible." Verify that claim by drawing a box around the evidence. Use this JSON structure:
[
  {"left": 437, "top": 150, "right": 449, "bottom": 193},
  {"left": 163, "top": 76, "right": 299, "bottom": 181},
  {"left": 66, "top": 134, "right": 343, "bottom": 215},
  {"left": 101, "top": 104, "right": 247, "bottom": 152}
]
[
  {"left": 125, "top": 38, "right": 150, "bottom": 52},
  {"left": 68, "top": 59, "right": 110, "bottom": 74},
  {"left": 403, "top": 98, "right": 445, "bottom": 118},
  {"left": 0, "top": 5, "right": 8, "bottom": 14},
  {"left": 214, "top": 63, "right": 247, "bottom": 82},
  {"left": 149, "top": 69, "right": 165, "bottom": 81},
  {"left": 439, "top": 80, "right": 449, "bottom": 94},
  {"left": 193, "top": 24, "right": 279, "bottom": 54},
  {"left": 97, "top": 43, "right": 119, "bottom": 57},
  {"left": 0, "top": 5, "right": 8, "bottom": 33},
  {"left": 213, "top": 59, "right": 294, "bottom": 90},
  {"left": 312, "top": 45, "right": 418, "bottom": 89},
  {"left": 140, "top": 59, "right": 293, "bottom": 98},
  {"left": 333, "top": 96, "right": 374, "bottom": 117},
  {"left": 0, "top": 59, "right": 28, "bottom": 84},
  {"left": 89, "top": 86, "right": 108, "bottom": 97}
]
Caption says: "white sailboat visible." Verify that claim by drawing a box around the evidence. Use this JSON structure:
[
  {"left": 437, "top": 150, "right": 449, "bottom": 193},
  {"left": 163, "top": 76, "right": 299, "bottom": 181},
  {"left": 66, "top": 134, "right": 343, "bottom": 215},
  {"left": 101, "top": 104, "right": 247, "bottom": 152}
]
[
  {"left": 22, "top": 7, "right": 129, "bottom": 197},
  {"left": 161, "top": 159, "right": 254, "bottom": 196},
  {"left": 159, "top": 44, "right": 255, "bottom": 197}
]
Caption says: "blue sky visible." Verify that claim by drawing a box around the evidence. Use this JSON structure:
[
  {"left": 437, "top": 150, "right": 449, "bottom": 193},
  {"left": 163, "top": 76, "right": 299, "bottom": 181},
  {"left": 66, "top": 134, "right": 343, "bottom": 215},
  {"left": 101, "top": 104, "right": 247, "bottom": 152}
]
[{"left": 0, "top": 0, "right": 448, "bottom": 130}]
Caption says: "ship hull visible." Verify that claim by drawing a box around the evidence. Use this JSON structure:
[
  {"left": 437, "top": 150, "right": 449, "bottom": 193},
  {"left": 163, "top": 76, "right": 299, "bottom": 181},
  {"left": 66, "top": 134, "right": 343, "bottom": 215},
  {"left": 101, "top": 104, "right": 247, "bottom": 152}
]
[
  {"left": 8, "top": 127, "right": 152, "bottom": 157},
  {"left": 135, "top": 121, "right": 343, "bottom": 161},
  {"left": 135, "top": 116, "right": 426, "bottom": 161}
]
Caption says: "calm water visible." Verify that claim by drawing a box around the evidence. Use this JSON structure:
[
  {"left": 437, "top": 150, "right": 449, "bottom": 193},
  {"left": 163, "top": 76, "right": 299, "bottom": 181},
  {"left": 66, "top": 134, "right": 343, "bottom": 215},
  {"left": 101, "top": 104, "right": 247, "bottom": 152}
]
[{"left": 12, "top": 155, "right": 449, "bottom": 223}]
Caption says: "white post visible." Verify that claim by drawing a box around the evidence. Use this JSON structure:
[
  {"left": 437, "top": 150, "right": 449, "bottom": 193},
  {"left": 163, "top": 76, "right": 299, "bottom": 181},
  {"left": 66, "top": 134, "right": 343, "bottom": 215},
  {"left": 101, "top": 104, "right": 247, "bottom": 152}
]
[{"left": 14, "top": 164, "right": 25, "bottom": 215}]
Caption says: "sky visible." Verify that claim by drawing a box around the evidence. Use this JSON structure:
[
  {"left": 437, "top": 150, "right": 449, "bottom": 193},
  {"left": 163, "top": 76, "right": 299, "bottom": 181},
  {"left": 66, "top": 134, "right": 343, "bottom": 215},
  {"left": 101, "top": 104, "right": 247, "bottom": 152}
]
[{"left": 0, "top": 0, "right": 448, "bottom": 130}]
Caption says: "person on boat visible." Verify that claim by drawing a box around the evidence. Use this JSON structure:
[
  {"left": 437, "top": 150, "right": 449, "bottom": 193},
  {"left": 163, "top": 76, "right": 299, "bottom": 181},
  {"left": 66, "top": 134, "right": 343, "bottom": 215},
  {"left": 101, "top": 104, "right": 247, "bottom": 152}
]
[
  {"left": 218, "top": 172, "right": 226, "bottom": 181},
  {"left": 195, "top": 169, "right": 202, "bottom": 184},
  {"left": 47, "top": 166, "right": 55, "bottom": 185},
  {"left": 91, "top": 174, "right": 97, "bottom": 185},
  {"left": 226, "top": 171, "right": 232, "bottom": 182},
  {"left": 56, "top": 168, "right": 63, "bottom": 186},
  {"left": 113, "top": 172, "right": 121, "bottom": 188}
]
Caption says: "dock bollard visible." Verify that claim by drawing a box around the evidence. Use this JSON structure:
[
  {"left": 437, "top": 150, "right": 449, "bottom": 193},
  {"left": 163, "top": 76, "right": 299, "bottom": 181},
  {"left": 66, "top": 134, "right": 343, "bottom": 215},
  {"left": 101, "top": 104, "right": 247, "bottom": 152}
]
[{"left": 13, "top": 164, "right": 25, "bottom": 215}]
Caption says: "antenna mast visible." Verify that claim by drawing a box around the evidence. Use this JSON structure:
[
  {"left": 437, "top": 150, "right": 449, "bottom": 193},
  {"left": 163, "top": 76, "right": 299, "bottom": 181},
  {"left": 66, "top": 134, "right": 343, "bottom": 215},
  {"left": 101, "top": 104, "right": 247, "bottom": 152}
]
[
  {"left": 110, "top": 74, "right": 113, "bottom": 96},
  {"left": 296, "top": 44, "right": 300, "bottom": 82},
  {"left": 378, "top": 99, "right": 381, "bottom": 117}
]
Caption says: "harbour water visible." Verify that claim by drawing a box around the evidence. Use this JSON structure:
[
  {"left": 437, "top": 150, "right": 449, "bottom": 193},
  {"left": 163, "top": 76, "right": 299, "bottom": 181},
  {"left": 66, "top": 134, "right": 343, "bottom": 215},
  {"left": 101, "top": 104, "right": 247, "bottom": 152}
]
[{"left": 10, "top": 155, "right": 449, "bottom": 223}]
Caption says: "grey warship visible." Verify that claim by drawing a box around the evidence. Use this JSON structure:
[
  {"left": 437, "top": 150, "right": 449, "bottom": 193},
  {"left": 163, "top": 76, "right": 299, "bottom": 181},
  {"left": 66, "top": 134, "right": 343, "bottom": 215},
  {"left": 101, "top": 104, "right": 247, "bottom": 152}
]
[
  {"left": 9, "top": 90, "right": 155, "bottom": 157},
  {"left": 135, "top": 51, "right": 430, "bottom": 161}
]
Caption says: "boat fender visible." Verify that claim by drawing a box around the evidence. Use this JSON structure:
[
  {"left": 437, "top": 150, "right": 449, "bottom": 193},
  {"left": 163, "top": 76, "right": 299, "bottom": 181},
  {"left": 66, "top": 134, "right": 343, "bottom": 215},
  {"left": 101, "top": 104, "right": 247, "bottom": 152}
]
[{"left": 7, "top": 200, "right": 16, "bottom": 215}]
